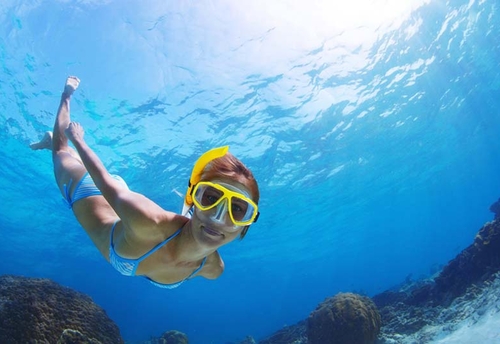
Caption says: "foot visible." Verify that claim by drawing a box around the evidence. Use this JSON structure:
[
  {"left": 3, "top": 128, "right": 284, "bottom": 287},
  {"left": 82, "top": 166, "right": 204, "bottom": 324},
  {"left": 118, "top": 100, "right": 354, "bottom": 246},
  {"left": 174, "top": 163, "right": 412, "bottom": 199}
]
[
  {"left": 63, "top": 76, "right": 80, "bottom": 97},
  {"left": 30, "top": 131, "right": 53, "bottom": 150}
]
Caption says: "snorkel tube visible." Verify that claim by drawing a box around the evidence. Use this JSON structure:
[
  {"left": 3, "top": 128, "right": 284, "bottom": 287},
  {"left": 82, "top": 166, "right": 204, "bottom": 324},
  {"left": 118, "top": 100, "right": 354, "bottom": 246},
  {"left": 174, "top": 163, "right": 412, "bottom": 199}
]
[{"left": 182, "top": 145, "right": 229, "bottom": 216}]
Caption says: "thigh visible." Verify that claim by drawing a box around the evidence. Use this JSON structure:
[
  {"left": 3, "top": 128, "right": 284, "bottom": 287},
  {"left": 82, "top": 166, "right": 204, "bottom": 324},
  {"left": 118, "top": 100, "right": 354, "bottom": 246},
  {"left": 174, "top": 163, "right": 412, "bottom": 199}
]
[
  {"left": 73, "top": 199, "right": 119, "bottom": 257},
  {"left": 53, "top": 150, "right": 120, "bottom": 255},
  {"left": 52, "top": 150, "right": 87, "bottom": 197}
]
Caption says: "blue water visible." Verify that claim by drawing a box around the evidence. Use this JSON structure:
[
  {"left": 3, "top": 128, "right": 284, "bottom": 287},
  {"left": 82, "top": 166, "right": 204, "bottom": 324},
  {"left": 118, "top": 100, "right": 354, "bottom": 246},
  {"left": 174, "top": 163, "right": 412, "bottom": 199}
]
[{"left": 1, "top": 0, "right": 500, "bottom": 343}]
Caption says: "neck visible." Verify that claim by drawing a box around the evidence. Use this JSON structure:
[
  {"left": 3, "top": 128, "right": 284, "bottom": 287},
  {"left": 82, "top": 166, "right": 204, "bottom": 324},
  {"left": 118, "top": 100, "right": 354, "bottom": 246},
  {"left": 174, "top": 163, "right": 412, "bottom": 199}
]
[{"left": 172, "top": 220, "right": 217, "bottom": 262}]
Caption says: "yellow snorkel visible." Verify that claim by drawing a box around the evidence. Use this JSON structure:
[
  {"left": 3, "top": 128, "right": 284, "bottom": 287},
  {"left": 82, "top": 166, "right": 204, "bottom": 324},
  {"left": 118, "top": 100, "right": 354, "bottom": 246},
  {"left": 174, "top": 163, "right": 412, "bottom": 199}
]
[{"left": 182, "top": 146, "right": 229, "bottom": 216}]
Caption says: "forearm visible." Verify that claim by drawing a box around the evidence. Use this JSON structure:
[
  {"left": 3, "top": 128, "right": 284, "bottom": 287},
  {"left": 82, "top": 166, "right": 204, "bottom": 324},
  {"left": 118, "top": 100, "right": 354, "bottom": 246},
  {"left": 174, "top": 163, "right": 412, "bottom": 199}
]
[
  {"left": 70, "top": 136, "right": 113, "bottom": 193},
  {"left": 65, "top": 123, "right": 171, "bottom": 233}
]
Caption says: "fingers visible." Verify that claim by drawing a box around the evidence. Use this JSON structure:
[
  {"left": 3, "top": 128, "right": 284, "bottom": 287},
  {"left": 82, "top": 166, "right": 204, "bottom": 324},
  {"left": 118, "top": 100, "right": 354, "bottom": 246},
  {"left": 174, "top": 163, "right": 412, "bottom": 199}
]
[
  {"left": 68, "top": 121, "right": 83, "bottom": 129},
  {"left": 64, "top": 122, "right": 85, "bottom": 140}
]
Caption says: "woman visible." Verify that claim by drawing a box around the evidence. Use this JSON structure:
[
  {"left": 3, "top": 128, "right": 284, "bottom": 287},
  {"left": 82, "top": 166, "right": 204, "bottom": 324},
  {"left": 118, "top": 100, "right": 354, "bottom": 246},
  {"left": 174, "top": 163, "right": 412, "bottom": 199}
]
[{"left": 31, "top": 76, "right": 260, "bottom": 288}]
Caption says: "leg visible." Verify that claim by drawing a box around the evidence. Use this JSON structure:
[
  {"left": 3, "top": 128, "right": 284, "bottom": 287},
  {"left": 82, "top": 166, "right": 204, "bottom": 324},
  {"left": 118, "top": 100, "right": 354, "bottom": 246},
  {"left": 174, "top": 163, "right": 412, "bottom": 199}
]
[
  {"left": 49, "top": 77, "right": 87, "bottom": 197},
  {"left": 30, "top": 131, "right": 53, "bottom": 150},
  {"left": 30, "top": 76, "right": 81, "bottom": 153},
  {"left": 52, "top": 76, "right": 80, "bottom": 154},
  {"left": 34, "top": 77, "right": 119, "bottom": 258},
  {"left": 30, "top": 131, "right": 81, "bottom": 160}
]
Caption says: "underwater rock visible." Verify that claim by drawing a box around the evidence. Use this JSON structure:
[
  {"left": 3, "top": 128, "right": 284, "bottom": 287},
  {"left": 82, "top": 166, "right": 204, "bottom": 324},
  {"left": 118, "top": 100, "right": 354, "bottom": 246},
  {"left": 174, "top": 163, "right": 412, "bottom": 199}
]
[
  {"left": 237, "top": 335, "right": 257, "bottom": 344},
  {"left": 412, "top": 218, "right": 500, "bottom": 307},
  {"left": 490, "top": 198, "right": 500, "bottom": 220},
  {"left": 258, "top": 320, "right": 307, "bottom": 344},
  {"left": 307, "top": 292, "right": 381, "bottom": 344},
  {"left": 376, "top": 272, "right": 500, "bottom": 343},
  {"left": 374, "top": 295, "right": 440, "bottom": 336},
  {"left": 0, "top": 275, "right": 123, "bottom": 344},
  {"left": 155, "top": 330, "right": 188, "bottom": 344},
  {"left": 374, "top": 218, "right": 500, "bottom": 309},
  {"left": 373, "top": 218, "right": 500, "bottom": 338},
  {"left": 134, "top": 329, "right": 189, "bottom": 344},
  {"left": 57, "top": 328, "right": 102, "bottom": 343}
]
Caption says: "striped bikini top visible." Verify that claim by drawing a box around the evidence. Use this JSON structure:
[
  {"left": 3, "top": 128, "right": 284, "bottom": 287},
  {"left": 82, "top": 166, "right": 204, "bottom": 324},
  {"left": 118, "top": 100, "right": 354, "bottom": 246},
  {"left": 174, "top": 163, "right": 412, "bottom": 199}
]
[{"left": 109, "top": 221, "right": 206, "bottom": 289}]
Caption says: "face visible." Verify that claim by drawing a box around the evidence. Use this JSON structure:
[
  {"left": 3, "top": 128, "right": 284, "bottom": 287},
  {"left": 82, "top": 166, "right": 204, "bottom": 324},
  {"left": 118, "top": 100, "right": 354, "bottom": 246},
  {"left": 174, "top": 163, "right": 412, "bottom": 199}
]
[{"left": 190, "top": 178, "right": 254, "bottom": 247}]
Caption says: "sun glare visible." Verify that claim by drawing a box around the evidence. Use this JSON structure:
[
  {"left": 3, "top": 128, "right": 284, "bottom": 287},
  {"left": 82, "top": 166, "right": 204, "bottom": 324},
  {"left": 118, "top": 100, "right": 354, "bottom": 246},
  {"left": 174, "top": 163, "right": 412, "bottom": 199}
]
[
  {"left": 215, "top": 0, "right": 431, "bottom": 59},
  {"left": 270, "top": 0, "right": 431, "bottom": 39}
]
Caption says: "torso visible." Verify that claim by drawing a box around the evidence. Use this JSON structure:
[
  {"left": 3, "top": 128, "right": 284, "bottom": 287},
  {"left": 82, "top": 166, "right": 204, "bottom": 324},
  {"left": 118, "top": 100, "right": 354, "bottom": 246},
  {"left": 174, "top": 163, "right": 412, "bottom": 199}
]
[
  {"left": 138, "top": 248, "right": 223, "bottom": 283},
  {"left": 73, "top": 196, "right": 224, "bottom": 284}
]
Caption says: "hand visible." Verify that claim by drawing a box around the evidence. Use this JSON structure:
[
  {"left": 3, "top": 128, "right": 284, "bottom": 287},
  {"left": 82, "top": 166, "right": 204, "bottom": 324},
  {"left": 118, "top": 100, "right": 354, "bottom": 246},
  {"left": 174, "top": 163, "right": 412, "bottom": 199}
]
[{"left": 65, "top": 122, "right": 85, "bottom": 143}]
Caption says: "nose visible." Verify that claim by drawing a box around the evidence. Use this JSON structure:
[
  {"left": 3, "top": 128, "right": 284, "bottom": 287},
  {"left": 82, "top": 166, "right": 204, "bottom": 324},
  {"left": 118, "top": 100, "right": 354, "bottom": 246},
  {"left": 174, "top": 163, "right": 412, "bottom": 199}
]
[{"left": 210, "top": 199, "right": 229, "bottom": 223}]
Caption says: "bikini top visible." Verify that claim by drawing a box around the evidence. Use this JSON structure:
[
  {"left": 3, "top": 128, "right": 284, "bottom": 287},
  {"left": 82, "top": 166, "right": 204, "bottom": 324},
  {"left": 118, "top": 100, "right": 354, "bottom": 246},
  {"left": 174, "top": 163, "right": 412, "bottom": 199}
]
[{"left": 109, "top": 221, "right": 206, "bottom": 289}]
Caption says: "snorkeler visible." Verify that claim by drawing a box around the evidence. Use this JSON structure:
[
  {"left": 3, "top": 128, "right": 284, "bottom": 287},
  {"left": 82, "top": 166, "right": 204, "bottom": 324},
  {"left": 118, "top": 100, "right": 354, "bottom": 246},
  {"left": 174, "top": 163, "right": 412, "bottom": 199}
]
[{"left": 31, "top": 76, "right": 260, "bottom": 288}]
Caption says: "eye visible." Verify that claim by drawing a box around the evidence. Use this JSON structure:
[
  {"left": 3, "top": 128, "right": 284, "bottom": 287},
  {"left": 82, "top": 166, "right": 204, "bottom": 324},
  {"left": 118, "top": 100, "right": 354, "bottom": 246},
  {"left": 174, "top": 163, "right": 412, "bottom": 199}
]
[
  {"left": 201, "top": 187, "right": 223, "bottom": 206},
  {"left": 206, "top": 195, "right": 218, "bottom": 204},
  {"left": 232, "top": 203, "right": 243, "bottom": 213},
  {"left": 231, "top": 198, "right": 249, "bottom": 219}
]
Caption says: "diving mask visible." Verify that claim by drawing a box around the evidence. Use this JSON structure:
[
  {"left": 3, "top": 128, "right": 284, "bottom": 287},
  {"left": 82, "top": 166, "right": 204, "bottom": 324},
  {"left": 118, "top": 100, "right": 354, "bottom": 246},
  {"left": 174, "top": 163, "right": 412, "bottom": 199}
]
[{"left": 192, "top": 181, "right": 259, "bottom": 226}]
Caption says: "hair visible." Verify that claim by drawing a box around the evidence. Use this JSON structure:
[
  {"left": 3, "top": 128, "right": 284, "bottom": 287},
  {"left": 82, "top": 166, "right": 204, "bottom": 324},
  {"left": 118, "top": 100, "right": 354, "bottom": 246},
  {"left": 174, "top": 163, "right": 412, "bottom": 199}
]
[{"left": 201, "top": 152, "right": 259, "bottom": 239}]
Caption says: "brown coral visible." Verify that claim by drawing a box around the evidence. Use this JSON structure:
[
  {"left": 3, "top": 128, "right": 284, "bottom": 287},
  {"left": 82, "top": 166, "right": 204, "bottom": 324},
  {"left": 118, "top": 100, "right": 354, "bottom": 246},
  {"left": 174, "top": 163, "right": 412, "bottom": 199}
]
[
  {"left": 0, "top": 275, "right": 123, "bottom": 343},
  {"left": 156, "top": 330, "right": 189, "bottom": 344},
  {"left": 307, "top": 292, "right": 381, "bottom": 344}
]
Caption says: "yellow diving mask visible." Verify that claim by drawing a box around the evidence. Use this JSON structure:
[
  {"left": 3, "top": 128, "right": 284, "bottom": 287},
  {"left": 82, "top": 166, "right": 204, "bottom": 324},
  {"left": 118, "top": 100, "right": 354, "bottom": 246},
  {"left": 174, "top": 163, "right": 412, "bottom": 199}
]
[{"left": 192, "top": 181, "right": 259, "bottom": 226}]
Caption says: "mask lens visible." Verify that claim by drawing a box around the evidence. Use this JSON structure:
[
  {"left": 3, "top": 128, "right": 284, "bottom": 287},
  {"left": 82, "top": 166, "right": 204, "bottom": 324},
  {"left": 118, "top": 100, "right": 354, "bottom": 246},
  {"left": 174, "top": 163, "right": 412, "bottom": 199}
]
[
  {"left": 230, "top": 196, "right": 252, "bottom": 222},
  {"left": 195, "top": 184, "right": 223, "bottom": 208},
  {"left": 193, "top": 182, "right": 258, "bottom": 225}
]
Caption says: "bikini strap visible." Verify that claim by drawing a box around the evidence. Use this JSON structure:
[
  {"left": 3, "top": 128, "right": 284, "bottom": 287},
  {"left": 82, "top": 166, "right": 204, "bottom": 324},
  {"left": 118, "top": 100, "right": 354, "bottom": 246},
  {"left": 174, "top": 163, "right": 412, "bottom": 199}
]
[
  {"left": 134, "top": 228, "right": 182, "bottom": 263},
  {"left": 110, "top": 220, "right": 119, "bottom": 246},
  {"left": 63, "top": 179, "right": 74, "bottom": 208},
  {"left": 187, "top": 256, "right": 207, "bottom": 279},
  {"left": 63, "top": 172, "right": 89, "bottom": 208}
]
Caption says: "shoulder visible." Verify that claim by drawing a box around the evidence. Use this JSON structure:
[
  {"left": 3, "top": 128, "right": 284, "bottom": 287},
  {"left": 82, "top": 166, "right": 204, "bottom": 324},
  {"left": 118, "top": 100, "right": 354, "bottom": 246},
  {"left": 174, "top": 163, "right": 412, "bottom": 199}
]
[
  {"left": 121, "top": 211, "right": 187, "bottom": 250},
  {"left": 202, "top": 251, "right": 225, "bottom": 280}
]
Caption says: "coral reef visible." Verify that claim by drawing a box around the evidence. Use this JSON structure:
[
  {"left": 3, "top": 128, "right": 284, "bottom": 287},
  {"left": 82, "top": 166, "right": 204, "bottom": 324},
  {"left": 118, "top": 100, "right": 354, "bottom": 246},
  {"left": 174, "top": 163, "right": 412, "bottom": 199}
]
[
  {"left": 376, "top": 271, "right": 500, "bottom": 343},
  {"left": 432, "top": 218, "right": 500, "bottom": 305},
  {"left": 151, "top": 330, "right": 188, "bottom": 344},
  {"left": 490, "top": 198, "right": 500, "bottom": 220},
  {"left": 307, "top": 292, "right": 381, "bottom": 344},
  {"left": 373, "top": 217, "right": 500, "bottom": 339},
  {"left": 259, "top": 321, "right": 307, "bottom": 344},
  {"left": 0, "top": 275, "right": 123, "bottom": 343},
  {"left": 238, "top": 335, "right": 257, "bottom": 344},
  {"left": 58, "top": 329, "right": 102, "bottom": 343}
]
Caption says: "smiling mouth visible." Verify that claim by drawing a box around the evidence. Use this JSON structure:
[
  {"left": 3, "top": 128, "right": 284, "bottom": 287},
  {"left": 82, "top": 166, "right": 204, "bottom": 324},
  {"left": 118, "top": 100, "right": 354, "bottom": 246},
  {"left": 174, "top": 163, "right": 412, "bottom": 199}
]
[{"left": 203, "top": 226, "right": 224, "bottom": 237}]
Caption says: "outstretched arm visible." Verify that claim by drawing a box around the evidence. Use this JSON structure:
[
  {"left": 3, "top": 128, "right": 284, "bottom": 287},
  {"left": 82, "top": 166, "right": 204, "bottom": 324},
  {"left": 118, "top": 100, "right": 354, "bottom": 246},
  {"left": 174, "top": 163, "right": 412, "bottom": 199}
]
[{"left": 65, "top": 122, "right": 179, "bottom": 239}]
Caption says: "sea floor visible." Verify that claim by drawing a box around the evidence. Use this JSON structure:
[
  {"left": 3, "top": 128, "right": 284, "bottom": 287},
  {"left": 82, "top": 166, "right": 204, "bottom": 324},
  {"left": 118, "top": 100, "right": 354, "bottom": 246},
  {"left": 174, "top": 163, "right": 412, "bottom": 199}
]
[{"left": 379, "top": 272, "right": 500, "bottom": 344}]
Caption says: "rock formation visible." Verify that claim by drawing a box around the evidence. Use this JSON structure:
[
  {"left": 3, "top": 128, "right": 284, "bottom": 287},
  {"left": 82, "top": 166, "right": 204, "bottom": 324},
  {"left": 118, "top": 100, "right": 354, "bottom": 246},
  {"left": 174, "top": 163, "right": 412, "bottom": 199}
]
[
  {"left": 373, "top": 217, "right": 500, "bottom": 338},
  {"left": 307, "top": 292, "right": 381, "bottom": 344},
  {"left": 0, "top": 275, "right": 123, "bottom": 343},
  {"left": 151, "top": 330, "right": 189, "bottom": 344}
]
